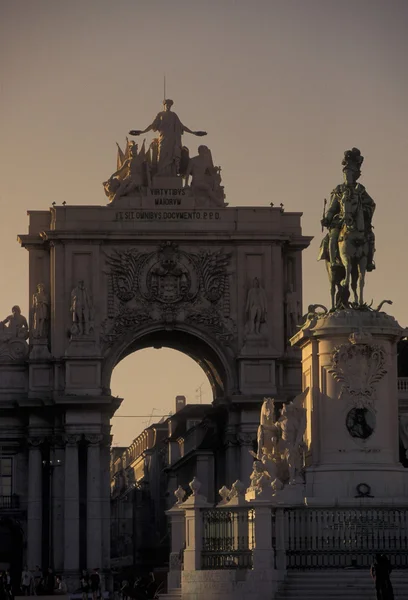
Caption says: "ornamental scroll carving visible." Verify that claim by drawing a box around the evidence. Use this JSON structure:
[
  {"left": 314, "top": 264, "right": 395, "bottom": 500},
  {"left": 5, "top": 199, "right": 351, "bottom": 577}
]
[
  {"left": 328, "top": 331, "right": 387, "bottom": 410},
  {"left": 102, "top": 242, "right": 235, "bottom": 345}
]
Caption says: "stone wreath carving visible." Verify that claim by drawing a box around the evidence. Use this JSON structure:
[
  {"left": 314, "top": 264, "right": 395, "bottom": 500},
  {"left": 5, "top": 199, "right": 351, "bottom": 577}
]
[
  {"left": 102, "top": 241, "right": 234, "bottom": 345},
  {"left": 328, "top": 331, "right": 387, "bottom": 409}
]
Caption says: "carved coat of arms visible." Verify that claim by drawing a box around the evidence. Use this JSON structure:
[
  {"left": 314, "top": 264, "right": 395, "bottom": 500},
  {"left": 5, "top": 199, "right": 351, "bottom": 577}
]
[
  {"left": 102, "top": 241, "right": 234, "bottom": 345},
  {"left": 328, "top": 331, "right": 387, "bottom": 409}
]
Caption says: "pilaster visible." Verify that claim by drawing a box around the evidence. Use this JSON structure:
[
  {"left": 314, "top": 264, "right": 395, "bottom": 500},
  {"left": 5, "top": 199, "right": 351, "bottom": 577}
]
[
  {"left": 86, "top": 433, "right": 103, "bottom": 569},
  {"left": 27, "top": 436, "right": 43, "bottom": 569},
  {"left": 63, "top": 433, "right": 81, "bottom": 573}
]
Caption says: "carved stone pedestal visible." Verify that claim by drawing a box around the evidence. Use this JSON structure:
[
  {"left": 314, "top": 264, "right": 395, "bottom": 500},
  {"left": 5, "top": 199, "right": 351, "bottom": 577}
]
[
  {"left": 30, "top": 338, "right": 51, "bottom": 360},
  {"left": 66, "top": 336, "right": 99, "bottom": 357},
  {"left": 151, "top": 175, "right": 183, "bottom": 189},
  {"left": 240, "top": 333, "right": 275, "bottom": 356},
  {"left": 291, "top": 309, "right": 408, "bottom": 502}
]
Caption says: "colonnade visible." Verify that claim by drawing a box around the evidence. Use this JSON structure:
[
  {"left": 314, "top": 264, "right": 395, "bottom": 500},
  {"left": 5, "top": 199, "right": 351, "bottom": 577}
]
[{"left": 26, "top": 431, "right": 110, "bottom": 582}]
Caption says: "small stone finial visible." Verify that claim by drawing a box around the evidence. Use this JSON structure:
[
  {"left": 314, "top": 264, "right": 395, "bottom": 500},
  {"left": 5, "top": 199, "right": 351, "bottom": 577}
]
[
  {"left": 189, "top": 477, "right": 201, "bottom": 496},
  {"left": 174, "top": 485, "right": 186, "bottom": 505},
  {"left": 230, "top": 480, "right": 246, "bottom": 497},
  {"left": 218, "top": 486, "right": 231, "bottom": 504}
]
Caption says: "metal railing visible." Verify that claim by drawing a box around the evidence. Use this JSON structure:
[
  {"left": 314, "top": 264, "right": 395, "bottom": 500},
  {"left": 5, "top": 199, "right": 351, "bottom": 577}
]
[
  {"left": 0, "top": 495, "right": 19, "bottom": 510},
  {"left": 282, "top": 507, "right": 408, "bottom": 569},
  {"left": 201, "top": 508, "right": 254, "bottom": 569}
]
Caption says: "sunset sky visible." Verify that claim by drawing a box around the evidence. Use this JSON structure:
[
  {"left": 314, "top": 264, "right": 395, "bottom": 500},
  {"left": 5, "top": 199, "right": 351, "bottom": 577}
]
[{"left": 1, "top": 0, "right": 408, "bottom": 446}]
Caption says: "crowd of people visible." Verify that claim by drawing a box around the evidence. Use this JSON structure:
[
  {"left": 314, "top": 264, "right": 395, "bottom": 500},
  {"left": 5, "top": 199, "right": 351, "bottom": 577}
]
[
  {"left": 0, "top": 554, "right": 394, "bottom": 600},
  {"left": 0, "top": 567, "right": 101, "bottom": 599}
]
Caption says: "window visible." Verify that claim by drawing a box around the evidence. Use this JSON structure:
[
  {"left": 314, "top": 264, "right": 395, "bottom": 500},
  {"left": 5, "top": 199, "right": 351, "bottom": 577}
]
[{"left": 0, "top": 457, "right": 12, "bottom": 496}]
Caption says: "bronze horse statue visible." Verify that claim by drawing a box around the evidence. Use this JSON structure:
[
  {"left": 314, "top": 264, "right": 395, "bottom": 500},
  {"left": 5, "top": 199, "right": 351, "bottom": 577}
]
[
  {"left": 337, "top": 186, "right": 369, "bottom": 306},
  {"left": 319, "top": 235, "right": 360, "bottom": 310}
]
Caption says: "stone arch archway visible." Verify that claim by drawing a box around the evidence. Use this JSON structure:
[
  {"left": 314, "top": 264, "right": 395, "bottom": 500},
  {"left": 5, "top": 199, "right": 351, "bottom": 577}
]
[
  {"left": 15, "top": 182, "right": 310, "bottom": 580},
  {"left": 103, "top": 323, "right": 236, "bottom": 399}
]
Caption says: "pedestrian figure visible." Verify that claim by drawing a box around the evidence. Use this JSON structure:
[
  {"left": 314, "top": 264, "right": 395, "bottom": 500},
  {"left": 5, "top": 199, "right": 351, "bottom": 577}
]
[
  {"left": 4, "top": 571, "right": 12, "bottom": 600},
  {"left": 80, "top": 570, "right": 90, "bottom": 600},
  {"left": 33, "top": 566, "right": 42, "bottom": 596},
  {"left": 45, "top": 568, "right": 55, "bottom": 595},
  {"left": 90, "top": 569, "right": 100, "bottom": 600},
  {"left": 0, "top": 572, "right": 6, "bottom": 600},
  {"left": 21, "top": 567, "right": 32, "bottom": 596},
  {"left": 55, "top": 576, "right": 67, "bottom": 595},
  {"left": 370, "top": 553, "right": 394, "bottom": 600},
  {"left": 120, "top": 579, "right": 129, "bottom": 600}
]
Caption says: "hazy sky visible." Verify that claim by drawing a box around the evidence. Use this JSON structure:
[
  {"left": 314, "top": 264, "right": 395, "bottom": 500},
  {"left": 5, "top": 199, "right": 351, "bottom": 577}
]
[{"left": 1, "top": 0, "right": 408, "bottom": 446}]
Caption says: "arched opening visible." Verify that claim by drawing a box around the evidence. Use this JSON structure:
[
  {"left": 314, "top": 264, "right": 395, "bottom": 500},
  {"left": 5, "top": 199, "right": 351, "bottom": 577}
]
[
  {"left": 110, "top": 348, "right": 213, "bottom": 447},
  {"left": 103, "top": 324, "right": 235, "bottom": 400},
  {"left": 107, "top": 327, "right": 233, "bottom": 573}
]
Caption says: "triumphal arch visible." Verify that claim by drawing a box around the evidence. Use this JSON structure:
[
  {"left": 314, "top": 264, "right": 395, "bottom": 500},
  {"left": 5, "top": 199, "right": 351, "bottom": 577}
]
[{"left": 0, "top": 99, "right": 310, "bottom": 583}]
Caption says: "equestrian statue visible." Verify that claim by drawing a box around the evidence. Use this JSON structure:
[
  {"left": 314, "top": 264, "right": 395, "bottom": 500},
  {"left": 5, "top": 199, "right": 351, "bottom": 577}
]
[{"left": 318, "top": 148, "right": 376, "bottom": 310}]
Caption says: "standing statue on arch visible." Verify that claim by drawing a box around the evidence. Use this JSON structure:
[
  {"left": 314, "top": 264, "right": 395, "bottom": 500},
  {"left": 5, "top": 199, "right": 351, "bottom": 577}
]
[
  {"left": 318, "top": 148, "right": 376, "bottom": 309},
  {"left": 129, "top": 99, "right": 207, "bottom": 177}
]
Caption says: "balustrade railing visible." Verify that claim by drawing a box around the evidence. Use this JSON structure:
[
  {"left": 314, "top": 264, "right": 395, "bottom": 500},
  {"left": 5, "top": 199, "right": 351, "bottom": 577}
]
[
  {"left": 201, "top": 508, "right": 254, "bottom": 569},
  {"left": 282, "top": 507, "right": 408, "bottom": 569},
  {"left": 0, "top": 495, "right": 19, "bottom": 510},
  {"left": 398, "top": 377, "right": 408, "bottom": 392}
]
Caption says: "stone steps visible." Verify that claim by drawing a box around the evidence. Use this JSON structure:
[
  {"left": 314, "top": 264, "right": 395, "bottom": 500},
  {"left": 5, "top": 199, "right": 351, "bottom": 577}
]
[
  {"left": 276, "top": 570, "right": 408, "bottom": 600},
  {"left": 157, "top": 588, "right": 181, "bottom": 600}
]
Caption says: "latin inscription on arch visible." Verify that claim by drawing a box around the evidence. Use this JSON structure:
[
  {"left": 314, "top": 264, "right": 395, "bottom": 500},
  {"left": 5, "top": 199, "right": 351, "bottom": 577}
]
[{"left": 114, "top": 210, "right": 221, "bottom": 222}]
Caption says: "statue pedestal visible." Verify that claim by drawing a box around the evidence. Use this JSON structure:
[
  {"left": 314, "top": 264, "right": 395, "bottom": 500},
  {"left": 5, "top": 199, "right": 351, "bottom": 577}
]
[
  {"left": 65, "top": 335, "right": 99, "bottom": 358},
  {"left": 240, "top": 333, "right": 275, "bottom": 357},
  {"left": 291, "top": 309, "right": 408, "bottom": 502},
  {"left": 151, "top": 176, "right": 183, "bottom": 189},
  {"left": 30, "top": 338, "right": 51, "bottom": 360}
]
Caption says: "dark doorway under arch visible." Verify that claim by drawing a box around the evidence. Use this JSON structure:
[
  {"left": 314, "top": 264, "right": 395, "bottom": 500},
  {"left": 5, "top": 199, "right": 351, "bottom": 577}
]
[{"left": 0, "top": 517, "right": 23, "bottom": 593}]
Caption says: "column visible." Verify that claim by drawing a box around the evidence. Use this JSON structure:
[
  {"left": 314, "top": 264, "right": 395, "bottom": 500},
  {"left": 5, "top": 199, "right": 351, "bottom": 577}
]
[
  {"left": 64, "top": 434, "right": 81, "bottom": 572},
  {"left": 27, "top": 437, "right": 43, "bottom": 569},
  {"left": 100, "top": 437, "right": 112, "bottom": 591},
  {"left": 52, "top": 440, "right": 65, "bottom": 572},
  {"left": 271, "top": 243, "right": 284, "bottom": 353},
  {"left": 238, "top": 431, "right": 255, "bottom": 486},
  {"left": 224, "top": 425, "right": 239, "bottom": 488},
  {"left": 86, "top": 434, "right": 103, "bottom": 569}
]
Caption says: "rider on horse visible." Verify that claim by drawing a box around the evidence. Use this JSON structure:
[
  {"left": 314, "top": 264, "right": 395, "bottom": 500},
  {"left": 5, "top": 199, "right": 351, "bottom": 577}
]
[{"left": 318, "top": 148, "right": 376, "bottom": 272}]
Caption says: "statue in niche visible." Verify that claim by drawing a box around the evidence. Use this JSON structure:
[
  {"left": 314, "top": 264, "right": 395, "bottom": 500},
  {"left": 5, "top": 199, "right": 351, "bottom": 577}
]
[
  {"left": 129, "top": 99, "right": 207, "bottom": 177},
  {"left": 32, "top": 283, "right": 49, "bottom": 339},
  {"left": 245, "top": 277, "right": 267, "bottom": 335},
  {"left": 346, "top": 407, "right": 375, "bottom": 440},
  {"left": 185, "top": 145, "right": 224, "bottom": 205},
  {"left": 276, "top": 388, "right": 308, "bottom": 485},
  {"left": 1, "top": 306, "right": 29, "bottom": 340},
  {"left": 318, "top": 148, "right": 376, "bottom": 308},
  {"left": 103, "top": 141, "right": 148, "bottom": 202},
  {"left": 285, "top": 284, "right": 301, "bottom": 339},
  {"left": 70, "top": 280, "right": 94, "bottom": 336}
]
